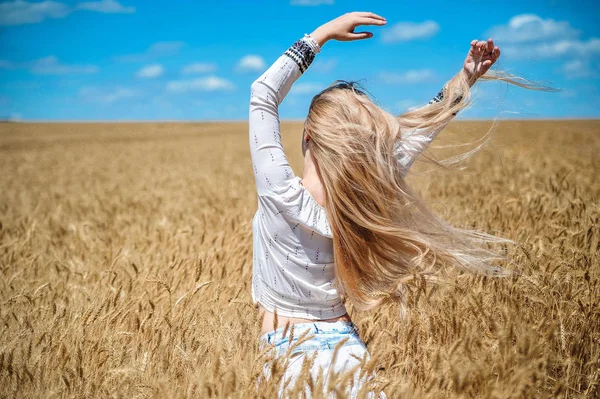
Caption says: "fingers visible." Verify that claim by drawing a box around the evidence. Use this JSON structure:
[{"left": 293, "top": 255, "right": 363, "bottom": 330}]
[
  {"left": 350, "top": 31, "right": 374, "bottom": 40},
  {"left": 467, "top": 37, "right": 500, "bottom": 77},
  {"left": 354, "top": 12, "right": 386, "bottom": 21},
  {"left": 472, "top": 39, "right": 498, "bottom": 59},
  {"left": 357, "top": 16, "right": 387, "bottom": 26},
  {"left": 486, "top": 42, "right": 500, "bottom": 63},
  {"left": 346, "top": 13, "right": 386, "bottom": 41},
  {"left": 471, "top": 40, "right": 483, "bottom": 55},
  {"left": 478, "top": 40, "right": 487, "bottom": 53},
  {"left": 487, "top": 38, "right": 494, "bottom": 54}
]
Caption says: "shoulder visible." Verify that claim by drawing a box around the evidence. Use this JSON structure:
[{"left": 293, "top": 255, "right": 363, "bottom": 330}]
[{"left": 260, "top": 178, "right": 332, "bottom": 238}]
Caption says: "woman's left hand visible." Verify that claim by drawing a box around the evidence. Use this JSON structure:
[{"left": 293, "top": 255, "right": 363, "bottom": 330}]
[{"left": 463, "top": 38, "right": 500, "bottom": 84}]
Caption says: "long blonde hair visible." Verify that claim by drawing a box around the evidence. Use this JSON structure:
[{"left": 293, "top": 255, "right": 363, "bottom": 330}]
[{"left": 304, "top": 72, "right": 545, "bottom": 310}]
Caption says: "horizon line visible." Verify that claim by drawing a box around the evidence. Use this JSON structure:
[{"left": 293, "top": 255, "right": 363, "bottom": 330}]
[{"left": 2, "top": 117, "right": 600, "bottom": 124}]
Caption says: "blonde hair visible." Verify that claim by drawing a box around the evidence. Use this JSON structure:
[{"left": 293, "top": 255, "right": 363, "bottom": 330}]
[{"left": 304, "top": 72, "right": 546, "bottom": 310}]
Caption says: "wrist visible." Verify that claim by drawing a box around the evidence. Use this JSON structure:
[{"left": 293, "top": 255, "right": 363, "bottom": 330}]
[
  {"left": 461, "top": 68, "right": 477, "bottom": 87},
  {"left": 310, "top": 27, "right": 330, "bottom": 48},
  {"left": 302, "top": 34, "right": 321, "bottom": 54}
]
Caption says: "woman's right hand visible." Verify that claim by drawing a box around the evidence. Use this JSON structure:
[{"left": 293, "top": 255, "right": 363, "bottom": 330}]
[{"left": 310, "top": 12, "right": 387, "bottom": 47}]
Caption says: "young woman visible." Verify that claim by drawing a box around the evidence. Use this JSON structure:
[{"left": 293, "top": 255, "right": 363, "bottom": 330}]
[{"left": 250, "top": 12, "right": 506, "bottom": 397}]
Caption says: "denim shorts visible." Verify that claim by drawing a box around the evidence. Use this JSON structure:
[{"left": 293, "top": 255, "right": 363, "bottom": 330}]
[{"left": 260, "top": 321, "right": 385, "bottom": 398}]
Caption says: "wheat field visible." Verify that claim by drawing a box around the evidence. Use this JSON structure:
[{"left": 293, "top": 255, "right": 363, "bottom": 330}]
[{"left": 0, "top": 120, "right": 598, "bottom": 398}]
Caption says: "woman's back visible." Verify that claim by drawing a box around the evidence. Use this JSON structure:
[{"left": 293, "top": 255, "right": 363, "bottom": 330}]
[{"left": 251, "top": 176, "right": 346, "bottom": 322}]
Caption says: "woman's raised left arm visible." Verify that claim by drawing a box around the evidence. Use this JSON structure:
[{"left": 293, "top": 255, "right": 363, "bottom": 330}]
[{"left": 398, "top": 39, "right": 501, "bottom": 173}]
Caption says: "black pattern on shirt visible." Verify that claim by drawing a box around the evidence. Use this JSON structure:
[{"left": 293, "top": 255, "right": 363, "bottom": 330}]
[{"left": 284, "top": 40, "right": 315, "bottom": 73}]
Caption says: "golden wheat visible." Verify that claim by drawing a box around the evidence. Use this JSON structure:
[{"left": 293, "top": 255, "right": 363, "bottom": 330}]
[{"left": 0, "top": 120, "right": 598, "bottom": 398}]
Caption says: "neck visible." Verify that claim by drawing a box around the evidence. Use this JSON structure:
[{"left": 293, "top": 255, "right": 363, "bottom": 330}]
[
  {"left": 302, "top": 148, "right": 318, "bottom": 179},
  {"left": 301, "top": 148, "right": 325, "bottom": 206}
]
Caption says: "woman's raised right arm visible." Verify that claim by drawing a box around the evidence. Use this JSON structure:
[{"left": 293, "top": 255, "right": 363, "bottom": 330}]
[
  {"left": 397, "top": 39, "right": 502, "bottom": 174},
  {"left": 249, "top": 39, "right": 319, "bottom": 196}
]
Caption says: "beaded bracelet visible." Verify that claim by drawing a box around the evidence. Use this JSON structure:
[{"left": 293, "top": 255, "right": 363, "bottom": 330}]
[{"left": 302, "top": 34, "right": 321, "bottom": 54}]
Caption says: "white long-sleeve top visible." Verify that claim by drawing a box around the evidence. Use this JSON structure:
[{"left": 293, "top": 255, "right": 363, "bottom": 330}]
[{"left": 249, "top": 37, "right": 452, "bottom": 320}]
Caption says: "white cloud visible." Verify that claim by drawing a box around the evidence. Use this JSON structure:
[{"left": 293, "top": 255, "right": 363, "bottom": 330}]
[
  {"left": 0, "top": 0, "right": 134, "bottom": 26},
  {"left": 166, "top": 76, "right": 235, "bottom": 93},
  {"left": 382, "top": 21, "right": 439, "bottom": 43},
  {"left": 77, "top": 0, "right": 134, "bottom": 13},
  {"left": 237, "top": 55, "right": 266, "bottom": 72},
  {"left": 0, "top": 0, "right": 70, "bottom": 26},
  {"left": 488, "top": 14, "right": 600, "bottom": 62},
  {"left": 182, "top": 63, "right": 217, "bottom": 74},
  {"left": 560, "top": 60, "right": 595, "bottom": 79},
  {"left": 487, "top": 14, "right": 579, "bottom": 43},
  {"left": 136, "top": 64, "right": 164, "bottom": 78},
  {"left": 115, "top": 41, "right": 186, "bottom": 62},
  {"left": 101, "top": 88, "right": 137, "bottom": 103},
  {"left": 379, "top": 69, "right": 436, "bottom": 84},
  {"left": 290, "top": 82, "right": 324, "bottom": 95},
  {"left": 290, "top": 0, "right": 333, "bottom": 5},
  {"left": 80, "top": 87, "right": 138, "bottom": 103},
  {"left": 26, "top": 56, "right": 99, "bottom": 74},
  {"left": 503, "top": 38, "right": 600, "bottom": 59}
]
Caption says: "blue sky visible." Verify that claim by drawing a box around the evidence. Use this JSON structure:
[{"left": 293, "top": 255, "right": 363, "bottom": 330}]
[{"left": 0, "top": 0, "right": 599, "bottom": 121}]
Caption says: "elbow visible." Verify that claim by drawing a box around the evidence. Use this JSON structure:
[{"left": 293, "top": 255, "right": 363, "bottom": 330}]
[
  {"left": 250, "top": 79, "right": 262, "bottom": 91},
  {"left": 250, "top": 79, "right": 264, "bottom": 96},
  {"left": 250, "top": 79, "right": 277, "bottom": 110},
  {"left": 250, "top": 80, "right": 263, "bottom": 106}
]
